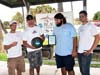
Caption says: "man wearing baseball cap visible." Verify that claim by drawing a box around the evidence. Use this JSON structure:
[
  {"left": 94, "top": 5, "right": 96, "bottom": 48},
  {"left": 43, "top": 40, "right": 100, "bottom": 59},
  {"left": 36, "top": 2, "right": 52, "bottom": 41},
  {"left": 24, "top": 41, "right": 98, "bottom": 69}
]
[
  {"left": 23, "top": 15, "right": 45, "bottom": 75},
  {"left": 3, "top": 20, "right": 25, "bottom": 75}
]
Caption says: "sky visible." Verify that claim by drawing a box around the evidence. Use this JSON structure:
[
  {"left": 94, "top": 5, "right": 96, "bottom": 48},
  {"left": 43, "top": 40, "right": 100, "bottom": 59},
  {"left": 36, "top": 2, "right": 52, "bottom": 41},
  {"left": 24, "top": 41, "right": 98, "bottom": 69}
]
[{"left": 0, "top": 0, "right": 100, "bottom": 22}]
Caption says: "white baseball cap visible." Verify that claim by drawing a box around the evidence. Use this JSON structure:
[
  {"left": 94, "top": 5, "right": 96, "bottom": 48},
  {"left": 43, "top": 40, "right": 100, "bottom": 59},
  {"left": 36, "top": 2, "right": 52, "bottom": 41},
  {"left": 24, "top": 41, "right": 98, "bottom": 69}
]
[{"left": 9, "top": 20, "right": 17, "bottom": 25}]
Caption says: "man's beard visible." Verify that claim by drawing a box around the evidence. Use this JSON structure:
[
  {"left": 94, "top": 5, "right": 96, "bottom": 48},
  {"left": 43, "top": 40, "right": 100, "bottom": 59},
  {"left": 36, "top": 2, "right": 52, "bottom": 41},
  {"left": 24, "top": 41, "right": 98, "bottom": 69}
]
[{"left": 56, "top": 21, "right": 62, "bottom": 27}]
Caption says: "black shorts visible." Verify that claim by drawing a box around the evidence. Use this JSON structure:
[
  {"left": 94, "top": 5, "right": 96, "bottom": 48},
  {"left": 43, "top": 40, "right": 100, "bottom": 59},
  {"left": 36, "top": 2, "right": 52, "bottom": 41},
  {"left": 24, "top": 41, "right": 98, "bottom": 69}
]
[{"left": 55, "top": 54, "right": 75, "bottom": 71}]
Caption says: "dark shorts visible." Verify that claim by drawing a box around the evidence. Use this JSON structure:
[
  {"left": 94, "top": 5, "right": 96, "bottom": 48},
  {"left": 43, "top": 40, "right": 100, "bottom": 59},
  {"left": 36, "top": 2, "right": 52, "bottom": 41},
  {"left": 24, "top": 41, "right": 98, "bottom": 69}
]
[
  {"left": 55, "top": 54, "right": 75, "bottom": 71},
  {"left": 27, "top": 50, "right": 42, "bottom": 68}
]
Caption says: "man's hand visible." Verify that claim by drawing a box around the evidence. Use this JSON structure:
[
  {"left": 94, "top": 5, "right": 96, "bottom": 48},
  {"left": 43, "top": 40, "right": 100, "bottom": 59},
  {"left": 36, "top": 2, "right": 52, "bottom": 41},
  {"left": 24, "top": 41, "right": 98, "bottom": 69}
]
[
  {"left": 4, "top": 41, "right": 17, "bottom": 50},
  {"left": 84, "top": 50, "right": 91, "bottom": 56},
  {"left": 23, "top": 41, "right": 36, "bottom": 49},
  {"left": 11, "top": 42, "right": 17, "bottom": 47},
  {"left": 72, "top": 50, "right": 77, "bottom": 57}
]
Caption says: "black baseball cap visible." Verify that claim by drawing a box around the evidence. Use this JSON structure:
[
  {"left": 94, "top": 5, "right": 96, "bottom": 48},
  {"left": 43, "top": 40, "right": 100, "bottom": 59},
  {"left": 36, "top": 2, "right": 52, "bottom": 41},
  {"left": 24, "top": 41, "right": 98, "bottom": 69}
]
[{"left": 26, "top": 15, "right": 33, "bottom": 20}]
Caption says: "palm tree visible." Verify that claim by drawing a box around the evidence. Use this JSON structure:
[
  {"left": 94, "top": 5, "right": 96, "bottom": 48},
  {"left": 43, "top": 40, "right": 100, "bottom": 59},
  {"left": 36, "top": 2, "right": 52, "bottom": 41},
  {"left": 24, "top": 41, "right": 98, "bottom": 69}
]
[{"left": 30, "top": 5, "right": 56, "bottom": 16}]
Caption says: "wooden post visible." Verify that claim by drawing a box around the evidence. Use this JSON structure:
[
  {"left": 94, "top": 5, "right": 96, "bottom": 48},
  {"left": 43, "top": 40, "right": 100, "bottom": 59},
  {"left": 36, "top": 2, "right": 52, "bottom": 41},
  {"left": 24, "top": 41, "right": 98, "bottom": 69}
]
[
  {"left": 58, "top": 2, "right": 63, "bottom": 12},
  {"left": 83, "top": 0, "right": 87, "bottom": 11},
  {"left": 22, "top": 0, "right": 30, "bottom": 14},
  {"left": 22, "top": 6, "right": 26, "bottom": 29}
]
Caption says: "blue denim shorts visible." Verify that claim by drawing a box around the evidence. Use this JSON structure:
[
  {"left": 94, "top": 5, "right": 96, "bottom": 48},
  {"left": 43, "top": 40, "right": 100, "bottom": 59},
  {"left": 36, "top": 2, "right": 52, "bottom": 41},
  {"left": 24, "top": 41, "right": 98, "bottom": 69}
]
[{"left": 55, "top": 54, "right": 75, "bottom": 71}]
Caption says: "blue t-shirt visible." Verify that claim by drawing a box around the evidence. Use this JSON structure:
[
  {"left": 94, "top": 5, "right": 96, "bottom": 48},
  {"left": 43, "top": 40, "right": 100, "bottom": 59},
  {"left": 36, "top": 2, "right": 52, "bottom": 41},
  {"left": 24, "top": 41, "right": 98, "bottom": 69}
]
[{"left": 53, "top": 23, "right": 77, "bottom": 56}]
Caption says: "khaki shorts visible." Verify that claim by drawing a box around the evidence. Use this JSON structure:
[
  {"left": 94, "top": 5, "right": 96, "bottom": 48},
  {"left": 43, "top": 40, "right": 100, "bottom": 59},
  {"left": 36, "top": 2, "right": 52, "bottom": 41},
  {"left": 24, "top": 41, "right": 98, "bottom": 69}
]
[{"left": 7, "top": 56, "right": 25, "bottom": 75}]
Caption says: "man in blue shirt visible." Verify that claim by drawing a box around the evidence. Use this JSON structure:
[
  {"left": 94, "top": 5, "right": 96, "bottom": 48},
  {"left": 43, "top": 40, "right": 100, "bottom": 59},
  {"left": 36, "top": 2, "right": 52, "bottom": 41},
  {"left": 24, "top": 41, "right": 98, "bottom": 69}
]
[{"left": 53, "top": 13, "right": 77, "bottom": 75}]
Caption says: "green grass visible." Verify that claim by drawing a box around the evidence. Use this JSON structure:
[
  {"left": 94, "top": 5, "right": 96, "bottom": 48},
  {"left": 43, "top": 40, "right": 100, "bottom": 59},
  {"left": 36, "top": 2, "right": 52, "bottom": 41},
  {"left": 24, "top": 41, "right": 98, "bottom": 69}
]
[
  {"left": 90, "top": 64, "right": 100, "bottom": 67},
  {"left": 43, "top": 59, "right": 56, "bottom": 65},
  {"left": 0, "top": 53, "right": 100, "bottom": 67},
  {"left": 0, "top": 53, "right": 7, "bottom": 61},
  {"left": 75, "top": 63, "right": 100, "bottom": 68},
  {"left": 24, "top": 58, "right": 56, "bottom": 65}
]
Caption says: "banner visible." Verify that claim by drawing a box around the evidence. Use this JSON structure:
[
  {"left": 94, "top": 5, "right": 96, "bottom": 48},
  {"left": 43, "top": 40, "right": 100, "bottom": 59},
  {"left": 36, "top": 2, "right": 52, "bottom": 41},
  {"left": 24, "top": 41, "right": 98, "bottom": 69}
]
[{"left": 36, "top": 12, "right": 73, "bottom": 38}]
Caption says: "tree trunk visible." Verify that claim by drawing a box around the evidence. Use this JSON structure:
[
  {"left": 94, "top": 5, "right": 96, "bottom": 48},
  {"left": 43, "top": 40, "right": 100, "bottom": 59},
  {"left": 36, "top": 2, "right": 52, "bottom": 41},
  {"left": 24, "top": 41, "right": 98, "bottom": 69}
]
[
  {"left": 0, "top": 20, "right": 8, "bottom": 34},
  {"left": 0, "top": 23, "right": 4, "bottom": 52},
  {"left": 0, "top": 20, "right": 8, "bottom": 52}
]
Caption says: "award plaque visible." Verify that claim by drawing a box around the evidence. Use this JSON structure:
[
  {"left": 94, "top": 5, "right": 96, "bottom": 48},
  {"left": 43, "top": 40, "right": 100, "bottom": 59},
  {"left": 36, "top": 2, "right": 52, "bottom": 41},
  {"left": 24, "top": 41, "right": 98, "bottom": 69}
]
[{"left": 48, "top": 35, "right": 56, "bottom": 45}]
